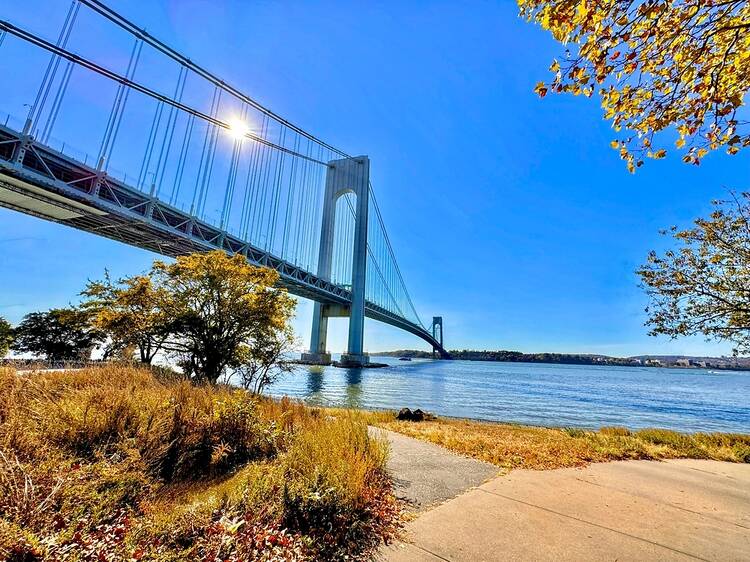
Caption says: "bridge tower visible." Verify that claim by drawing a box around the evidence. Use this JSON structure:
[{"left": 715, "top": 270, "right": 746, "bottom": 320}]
[
  {"left": 431, "top": 316, "right": 444, "bottom": 357},
  {"left": 301, "top": 156, "right": 370, "bottom": 367}
]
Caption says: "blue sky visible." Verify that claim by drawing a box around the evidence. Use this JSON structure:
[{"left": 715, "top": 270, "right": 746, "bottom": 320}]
[{"left": 1, "top": 0, "right": 748, "bottom": 356}]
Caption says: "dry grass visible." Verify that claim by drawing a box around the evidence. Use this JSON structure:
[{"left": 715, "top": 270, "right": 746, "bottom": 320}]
[
  {"left": 0, "top": 366, "right": 399, "bottom": 561},
  {"left": 365, "top": 412, "right": 750, "bottom": 471}
]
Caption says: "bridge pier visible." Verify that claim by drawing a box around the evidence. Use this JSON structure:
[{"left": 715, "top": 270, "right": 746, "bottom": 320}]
[
  {"left": 300, "top": 302, "right": 332, "bottom": 364},
  {"left": 303, "top": 156, "right": 370, "bottom": 367}
]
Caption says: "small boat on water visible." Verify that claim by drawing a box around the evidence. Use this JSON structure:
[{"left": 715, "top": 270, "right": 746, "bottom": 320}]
[{"left": 399, "top": 357, "right": 412, "bottom": 362}]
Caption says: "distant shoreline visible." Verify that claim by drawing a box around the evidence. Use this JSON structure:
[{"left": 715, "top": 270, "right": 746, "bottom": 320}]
[{"left": 375, "top": 350, "right": 750, "bottom": 371}]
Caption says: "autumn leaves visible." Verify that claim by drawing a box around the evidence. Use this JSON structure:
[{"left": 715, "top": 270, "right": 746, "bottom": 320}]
[{"left": 520, "top": 0, "right": 750, "bottom": 172}]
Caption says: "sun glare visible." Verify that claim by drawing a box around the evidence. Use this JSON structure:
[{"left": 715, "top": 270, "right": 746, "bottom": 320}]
[{"left": 226, "top": 117, "right": 250, "bottom": 140}]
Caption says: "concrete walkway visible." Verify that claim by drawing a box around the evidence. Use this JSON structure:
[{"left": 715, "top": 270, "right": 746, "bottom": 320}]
[
  {"left": 373, "top": 427, "right": 498, "bottom": 511},
  {"left": 378, "top": 430, "right": 750, "bottom": 562}
]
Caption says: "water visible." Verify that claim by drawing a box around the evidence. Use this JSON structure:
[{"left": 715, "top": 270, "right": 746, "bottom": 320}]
[{"left": 266, "top": 357, "right": 750, "bottom": 433}]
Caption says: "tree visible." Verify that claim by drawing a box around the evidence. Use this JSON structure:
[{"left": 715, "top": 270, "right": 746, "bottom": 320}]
[
  {"left": 12, "top": 308, "right": 104, "bottom": 361},
  {"left": 0, "top": 316, "right": 13, "bottom": 357},
  {"left": 154, "top": 251, "right": 296, "bottom": 384},
  {"left": 637, "top": 192, "right": 750, "bottom": 354},
  {"left": 234, "top": 325, "right": 296, "bottom": 394},
  {"left": 81, "top": 271, "right": 170, "bottom": 364},
  {"left": 519, "top": 0, "right": 750, "bottom": 171}
]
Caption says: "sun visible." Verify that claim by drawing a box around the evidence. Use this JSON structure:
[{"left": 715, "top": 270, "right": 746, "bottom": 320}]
[{"left": 226, "top": 117, "right": 250, "bottom": 140}]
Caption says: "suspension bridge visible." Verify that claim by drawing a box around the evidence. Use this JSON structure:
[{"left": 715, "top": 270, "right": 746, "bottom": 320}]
[{"left": 0, "top": 0, "right": 448, "bottom": 366}]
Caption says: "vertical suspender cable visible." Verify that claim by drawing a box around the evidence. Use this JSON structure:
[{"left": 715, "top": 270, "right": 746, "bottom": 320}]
[
  {"left": 154, "top": 66, "right": 187, "bottom": 196},
  {"left": 170, "top": 113, "right": 194, "bottom": 205},
  {"left": 28, "top": 0, "right": 79, "bottom": 134},
  {"left": 190, "top": 86, "right": 219, "bottom": 214},
  {"left": 197, "top": 89, "right": 222, "bottom": 217},
  {"left": 307, "top": 144, "right": 325, "bottom": 271},
  {"left": 138, "top": 101, "right": 165, "bottom": 191},
  {"left": 258, "top": 126, "right": 281, "bottom": 245},
  {"left": 267, "top": 127, "right": 287, "bottom": 252},
  {"left": 238, "top": 114, "right": 264, "bottom": 239},
  {"left": 293, "top": 139, "right": 310, "bottom": 265},
  {"left": 281, "top": 134, "right": 300, "bottom": 258},
  {"left": 219, "top": 137, "right": 240, "bottom": 229},
  {"left": 220, "top": 104, "right": 247, "bottom": 229},
  {"left": 243, "top": 114, "right": 268, "bottom": 240},
  {"left": 251, "top": 119, "right": 276, "bottom": 243},
  {"left": 99, "top": 38, "right": 142, "bottom": 168},
  {"left": 41, "top": 60, "right": 74, "bottom": 143}
]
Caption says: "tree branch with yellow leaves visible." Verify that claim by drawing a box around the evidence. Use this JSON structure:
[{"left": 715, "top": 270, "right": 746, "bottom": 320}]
[{"left": 519, "top": 0, "right": 750, "bottom": 171}]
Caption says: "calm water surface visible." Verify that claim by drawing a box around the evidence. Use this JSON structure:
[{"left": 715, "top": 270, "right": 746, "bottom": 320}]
[{"left": 266, "top": 357, "right": 750, "bottom": 433}]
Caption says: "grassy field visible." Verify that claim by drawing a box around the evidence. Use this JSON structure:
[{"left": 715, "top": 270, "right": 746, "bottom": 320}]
[
  {"left": 365, "top": 413, "right": 750, "bottom": 471},
  {"left": 3, "top": 365, "right": 748, "bottom": 560},
  {"left": 0, "top": 366, "right": 400, "bottom": 561}
]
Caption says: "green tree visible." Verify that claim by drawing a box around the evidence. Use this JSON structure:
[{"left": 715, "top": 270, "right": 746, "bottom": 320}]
[
  {"left": 154, "top": 251, "right": 296, "bottom": 384},
  {"left": 81, "top": 271, "right": 170, "bottom": 364},
  {"left": 0, "top": 316, "right": 13, "bottom": 357},
  {"left": 519, "top": 0, "right": 750, "bottom": 170},
  {"left": 235, "top": 325, "right": 296, "bottom": 394},
  {"left": 12, "top": 308, "right": 104, "bottom": 361},
  {"left": 637, "top": 193, "right": 750, "bottom": 354}
]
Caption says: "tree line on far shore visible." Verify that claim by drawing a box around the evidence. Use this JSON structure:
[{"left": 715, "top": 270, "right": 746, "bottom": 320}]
[
  {"left": 381, "top": 349, "right": 749, "bottom": 371},
  {"left": 0, "top": 251, "right": 296, "bottom": 392}
]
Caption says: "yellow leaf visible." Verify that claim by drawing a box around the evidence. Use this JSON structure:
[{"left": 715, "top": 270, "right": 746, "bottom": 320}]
[{"left": 576, "top": 1, "right": 589, "bottom": 20}]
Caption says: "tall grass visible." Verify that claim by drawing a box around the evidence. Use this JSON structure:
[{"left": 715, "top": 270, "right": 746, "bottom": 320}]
[
  {"left": 2, "top": 367, "right": 280, "bottom": 480},
  {"left": 0, "top": 366, "right": 399, "bottom": 561},
  {"left": 370, "top": 415, "right": 750, "bottom": 471}
]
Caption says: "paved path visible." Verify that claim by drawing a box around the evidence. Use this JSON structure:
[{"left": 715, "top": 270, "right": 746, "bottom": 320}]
[
  {"left": 377, "top": 430, "right": 750, "bottom": 562},
  {"left": 372, "top": 427, "right": 498, "bottom": 511}
]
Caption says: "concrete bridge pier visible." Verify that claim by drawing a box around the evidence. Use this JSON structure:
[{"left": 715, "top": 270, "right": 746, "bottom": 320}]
[
  {"left": 302, "top": 301, "right": 332, "bottom": 365},
  {"left": 302, "top": 156, "right": 370, "bottom": 367}
]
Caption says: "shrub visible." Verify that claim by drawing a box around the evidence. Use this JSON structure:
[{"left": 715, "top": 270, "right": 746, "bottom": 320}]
[
  {"left": 600, "top": 426, "right": 631, "bottom": 437},
  {"left": 562, "top": 427, "right": 587, "bottom": 438},
  {"left": 692, "top": 432, "right": 750, "bottom": 462},
  {"left": 732, "top": 443, "right": 750, "bottom": 463},
  {"left": 281, "top": 416, "right": 394, "bottom": 557},
  {"left": 634, "top": 428, "right": 708, "bottom": 458}
]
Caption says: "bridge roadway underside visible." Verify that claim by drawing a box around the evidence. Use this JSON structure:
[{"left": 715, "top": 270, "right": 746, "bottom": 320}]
[{"left": 0, "top": 126, "right": 450, "bottom": 358}]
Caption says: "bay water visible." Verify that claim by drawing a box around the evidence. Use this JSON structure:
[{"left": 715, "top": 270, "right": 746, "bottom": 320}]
[{"left": 267, "top": 357, "right": 750, "bottom": 433}]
